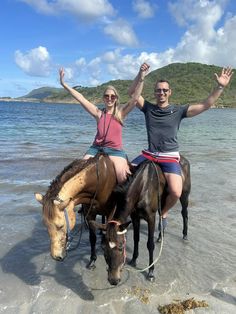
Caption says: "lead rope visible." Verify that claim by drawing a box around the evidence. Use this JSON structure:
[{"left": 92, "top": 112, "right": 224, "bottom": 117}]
[
  {"left": 126, "top": 161, "right": 164, "bottom": 273},
  {"left": 66, "top": 208, "right": 85, "bottom": 251}
]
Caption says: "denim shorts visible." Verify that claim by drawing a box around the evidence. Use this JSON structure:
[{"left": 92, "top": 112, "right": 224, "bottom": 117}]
[
  {"left": 131, "top": 154, "right": 182, "bottom": 176},
  {"left": 85, "top": 145, "right": 127, "bottom": 159}
]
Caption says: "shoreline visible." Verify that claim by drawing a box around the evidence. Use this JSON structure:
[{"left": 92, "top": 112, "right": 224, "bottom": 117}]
[{"left": 0, "top": 98, "right": 235, "bottom": 108}]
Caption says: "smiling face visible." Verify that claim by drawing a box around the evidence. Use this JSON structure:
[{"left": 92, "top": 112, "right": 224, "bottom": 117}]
[
  {"left": 103, "top": 87, "right": 118, "bottom": 112},
  {"left": 154, "top": 81, "right": 172, "bottom": 107}
]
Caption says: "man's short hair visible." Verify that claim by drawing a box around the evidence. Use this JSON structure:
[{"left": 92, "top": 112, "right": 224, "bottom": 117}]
[{"left": 156, "top": 79, "right": 170, "bottom": 86}]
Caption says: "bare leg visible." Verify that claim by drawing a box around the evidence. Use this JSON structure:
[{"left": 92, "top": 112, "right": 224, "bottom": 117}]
[
  {"left": 83, "top": 154, "right": 94, "bottom": 160},
  {"left": 161, "top": 172, "right": 183, "bottom": 218},
  {"left": 109, "top": 156, "right": 131, "bottom": 184}
]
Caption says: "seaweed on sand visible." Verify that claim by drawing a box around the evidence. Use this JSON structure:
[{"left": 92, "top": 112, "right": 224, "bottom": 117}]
[{"left": 158, "top": 297, "right": 208, "bottom": 314}]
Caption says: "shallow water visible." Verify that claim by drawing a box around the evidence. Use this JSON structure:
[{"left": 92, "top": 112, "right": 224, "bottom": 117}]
[{"left": 0, "top": 102, "right": 236, "bottom": 313}]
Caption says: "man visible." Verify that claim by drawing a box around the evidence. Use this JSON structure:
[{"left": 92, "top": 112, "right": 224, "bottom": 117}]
[{"left": 129, "top": 63, "right": 233, "bottom": 232}]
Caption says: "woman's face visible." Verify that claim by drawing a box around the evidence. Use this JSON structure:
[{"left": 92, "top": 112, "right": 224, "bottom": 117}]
[{"left": 103, "top": 89, "right": 117, "bottom": 109}]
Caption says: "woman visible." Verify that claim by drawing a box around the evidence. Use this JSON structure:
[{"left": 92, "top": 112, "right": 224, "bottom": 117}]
[{"left": 59, "top": 67, "right": 145, "bottom": 183}]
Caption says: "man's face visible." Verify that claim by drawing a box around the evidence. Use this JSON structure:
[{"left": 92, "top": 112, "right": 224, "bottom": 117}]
[{"left": 154, "top": 82, "right": 171, "bottom": 105}]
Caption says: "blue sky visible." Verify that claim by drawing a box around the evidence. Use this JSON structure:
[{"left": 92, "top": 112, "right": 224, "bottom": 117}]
[{"left": 1, "top": 0, "right": 236, "bottom": 98}]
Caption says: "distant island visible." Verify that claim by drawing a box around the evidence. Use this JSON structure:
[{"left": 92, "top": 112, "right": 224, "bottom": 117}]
[{"left": 1, "top": 62, "right": 236, "bottom": 108}]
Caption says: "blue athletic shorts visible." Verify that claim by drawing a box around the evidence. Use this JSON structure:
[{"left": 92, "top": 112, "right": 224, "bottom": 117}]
[
  {"left": 85, "top": 145, "right": 127, "bottom": 159},
  {"left": 131, "top": 154, "right": 182, "bottom": 176}
]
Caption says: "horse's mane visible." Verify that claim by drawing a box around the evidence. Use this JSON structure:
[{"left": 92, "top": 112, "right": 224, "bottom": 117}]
[{"left": 43, "top": 155, "right": 99, "bottom": 220}]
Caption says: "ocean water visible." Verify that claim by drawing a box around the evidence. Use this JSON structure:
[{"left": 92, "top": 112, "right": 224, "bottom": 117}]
[{"left": 0, "top": 101, "right": 236, "bottom": 313}]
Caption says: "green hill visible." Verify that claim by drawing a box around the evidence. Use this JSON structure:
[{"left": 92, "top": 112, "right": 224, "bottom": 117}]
[
  {"left": 21, "top": 62, "right": 236, "bottom": 107},
  {"left": 19, "top": 87, "right": 62, "bottom": 100}
]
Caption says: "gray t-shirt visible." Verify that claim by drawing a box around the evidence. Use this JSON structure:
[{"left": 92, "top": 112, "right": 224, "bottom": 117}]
[{"left": 141, "top": 100, "right": 189, "bottom": 152}]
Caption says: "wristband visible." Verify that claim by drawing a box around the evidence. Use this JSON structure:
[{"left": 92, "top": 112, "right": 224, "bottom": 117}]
[{"left": 217, "top": 84, "right": 224, "bottom": 90}]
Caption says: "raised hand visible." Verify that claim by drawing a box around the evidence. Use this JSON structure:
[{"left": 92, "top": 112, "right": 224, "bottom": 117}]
[
  {"left": 215, "top": 67, "right": 234, "bottom": 87},
  {"left": 140, "top": 62, "right": 150, "bottom": 80},
  {"left": 59, "top": 67, "right": 65, "bottom": 85}
]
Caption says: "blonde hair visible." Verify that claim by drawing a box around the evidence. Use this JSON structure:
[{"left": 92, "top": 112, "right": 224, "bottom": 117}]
[{"left": 103, "top": 85, "right": 123, "bottom": 124}]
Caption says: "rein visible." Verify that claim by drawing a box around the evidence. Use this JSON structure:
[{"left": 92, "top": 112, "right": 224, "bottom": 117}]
[
  {"left": 84, "top": 156, "right": 100, "bottom": 225},
  {"left": 65, "top": 207, "right": 85, "bottom": 252},
  {"left": 54, "top": 154, "right": 104, "bottom": 251}
]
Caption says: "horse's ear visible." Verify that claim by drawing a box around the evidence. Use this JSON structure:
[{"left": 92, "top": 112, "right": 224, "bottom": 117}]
[
  {"left": 119, "top": 221, "right": 131, "bottom": 232},
  {"left": 35, "top": 193, "right": 44, "bottom": 204},
  {"left": 53, "top": 198, "right": 71, "bottom": 211},
  {"left": 89, "top": 220, "right": 107, "bottom": 231}
]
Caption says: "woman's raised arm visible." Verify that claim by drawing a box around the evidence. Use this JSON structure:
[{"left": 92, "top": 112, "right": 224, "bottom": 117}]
[{"left": 59, "top": 68, "right": 101, "bottom": 120}]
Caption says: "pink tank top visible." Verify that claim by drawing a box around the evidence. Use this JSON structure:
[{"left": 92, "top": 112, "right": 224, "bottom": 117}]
[{"left": 93, "top": 111, "right": 123, "bottom": 150}]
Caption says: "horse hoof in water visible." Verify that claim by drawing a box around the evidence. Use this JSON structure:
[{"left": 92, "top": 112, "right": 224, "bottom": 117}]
[
  {"left": 86, "top": 260, "right": 96, "bottom": 270},
  {"left": 183, "top": 235, "right": 188, "bottom": 241},
  {"left": 128, "top": 259, "right": 137, "bottom": 267},
  {"left": 147, "top": 272, "right": 155, "bottom": 282}
]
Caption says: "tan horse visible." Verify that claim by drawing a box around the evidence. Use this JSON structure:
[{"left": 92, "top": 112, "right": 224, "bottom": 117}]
[{"left": 35, "top": 153, "right": 117, "bottom": 268}]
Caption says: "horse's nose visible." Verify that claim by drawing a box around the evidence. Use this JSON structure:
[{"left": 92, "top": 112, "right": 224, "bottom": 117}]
[
  {"left": 108, "top": 277, "right": 121, "bottom": 286},
  {"left": 52, "top": 255, "right": 65, "bottom": 262}
]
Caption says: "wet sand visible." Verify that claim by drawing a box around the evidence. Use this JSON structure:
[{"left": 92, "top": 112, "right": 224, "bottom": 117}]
[{"left": 1, "top": 166, "right": 236, "bottom": 314}]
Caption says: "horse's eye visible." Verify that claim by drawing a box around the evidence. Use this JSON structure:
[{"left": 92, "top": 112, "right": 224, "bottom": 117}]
[{"left": 56, "top": 224, "right": 64, "bottom": 230}]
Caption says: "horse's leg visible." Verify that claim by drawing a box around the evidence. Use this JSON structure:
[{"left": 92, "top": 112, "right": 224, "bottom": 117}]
[
  {"left": 99, "top": 215, "right": 106, "bottom": 239},
  {"left": 129, "top": 213, "right": 140, "bottom": 267},
  {"left": 180, "top": 156, "right": 191, "bottom": 240},
  {"left": 86, "top": 225, "right": 97, "bottom": 269},
  {"left": 146, "top": 217, "right": 156, "bottom": 281},
  {"left": 157, "top": 193, "right": 167, "bottom": 243},
  {"left": 180, "top": 191, "right": 189, "bottom": 240}
]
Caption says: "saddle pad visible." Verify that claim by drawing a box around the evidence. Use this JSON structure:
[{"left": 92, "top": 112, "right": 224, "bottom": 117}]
[{"left": 142, "top": 150, "right": 180, "bottom": 163}]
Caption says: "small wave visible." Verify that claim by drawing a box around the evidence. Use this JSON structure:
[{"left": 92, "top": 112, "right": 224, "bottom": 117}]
[
  {"left": 0, "top": 179, "right": 49, "bottom": 187},
  {"left": 21, "top": 142, "right": 38, "bottom": 146}
]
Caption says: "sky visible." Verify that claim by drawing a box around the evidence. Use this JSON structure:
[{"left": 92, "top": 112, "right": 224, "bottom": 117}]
[{"left": 1, "top": 0, "right": 236, "bottom": 98}]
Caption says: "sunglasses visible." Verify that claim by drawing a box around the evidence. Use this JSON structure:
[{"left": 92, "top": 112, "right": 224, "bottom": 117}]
[
  {"left": 155, "top": 88, "right": 169, "bottom": 94},
  {"left": 104, "top": 94, "right": 117, "bottom": 101}
]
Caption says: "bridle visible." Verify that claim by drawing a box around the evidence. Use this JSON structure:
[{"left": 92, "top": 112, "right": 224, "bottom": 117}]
[
  {"left": 54, "top": 154, "right": 102, "bottom": 251},
  {"left": 52, "top": 195, "right": 77, "bottom": 251},
  {"left": 107, "top": 220, "right": 127, "bottom": 267}
]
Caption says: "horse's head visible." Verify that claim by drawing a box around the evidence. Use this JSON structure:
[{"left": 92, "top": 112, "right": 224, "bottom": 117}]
[
  {"left": 35, "top": 193, "right": 76, "bottom": 261},
  {"left": 90, "top": 219, "right": 131, "bottom": 285}
]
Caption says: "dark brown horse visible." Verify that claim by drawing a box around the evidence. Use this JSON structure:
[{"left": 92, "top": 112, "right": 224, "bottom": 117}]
[
  {"left": 91, "top": 156, "right": 191, "bottom": 285},
  {"left": 35, "top": 152, "right": 117, "bottom": 268}
]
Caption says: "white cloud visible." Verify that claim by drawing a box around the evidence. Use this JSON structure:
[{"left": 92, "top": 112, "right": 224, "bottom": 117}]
[
  {"left": 20, "top": 0, "right": 58, "bottom": 15},
  {"left": 75, "top": 49, "right": 162, "bottom": 85},
  {"left": 58, "top": 0, "right": 115, "bottom": 22},
  {"left": 168, "top": 0, "right": 223, "bottom": 40},
  {"left": 104, "top": 19, "right": 139, "bottom": 46},
  {"left": 17, "top": 0, "right": 236, "bottom": 90},
  {"left": 14, "top": 46, "right": 51, "bottom": 76},
  {"left": 166, "top": 0, "right": 236, "bottom": 67},
  {"left": 63, "top": 67, "right": 74, "bottom": 80},
  {"left": 132, "top": 0, "right": 156, "bottom": 19},
  {"left": 75, "top": 57, "right": 86, "bottom": 68},
  {"left": 21, "top": 0, "right": 115, "bottom": 21}
]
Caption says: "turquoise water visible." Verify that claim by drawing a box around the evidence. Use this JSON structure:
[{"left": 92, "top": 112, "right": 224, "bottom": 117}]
[{"left": 0, "top": 101, "right": 236, "bottom": 313}]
